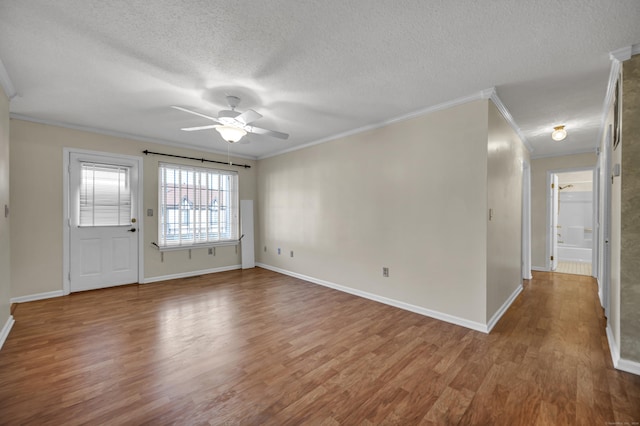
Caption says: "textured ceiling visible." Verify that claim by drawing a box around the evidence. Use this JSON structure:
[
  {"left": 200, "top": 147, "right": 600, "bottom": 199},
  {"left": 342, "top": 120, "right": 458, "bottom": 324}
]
[{"left": 1, "top": 1, "right": 639, "bottom": 159}]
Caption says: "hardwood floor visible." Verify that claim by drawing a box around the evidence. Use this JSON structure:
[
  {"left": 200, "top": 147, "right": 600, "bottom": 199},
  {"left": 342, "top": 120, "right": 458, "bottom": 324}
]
[{"left": 1, "top": 268, "right": 638, "bottom": 425}]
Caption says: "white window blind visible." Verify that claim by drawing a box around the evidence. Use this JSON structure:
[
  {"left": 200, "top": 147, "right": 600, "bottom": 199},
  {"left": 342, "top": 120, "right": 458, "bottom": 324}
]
[
  {"left": 158, "top": 162, "right": 239, "bottom": 248},
  {"left": 79, "top": 162, "right": 132, "bottom": 227}
]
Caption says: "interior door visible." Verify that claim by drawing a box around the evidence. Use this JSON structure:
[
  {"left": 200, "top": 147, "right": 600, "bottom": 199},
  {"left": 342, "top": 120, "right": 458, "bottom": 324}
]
[
  {"left": 551, "top": 173, "right": 559, "bottom": 271},
  {"left": 69, "top": 152, "right": 139, "bottom": 292}
]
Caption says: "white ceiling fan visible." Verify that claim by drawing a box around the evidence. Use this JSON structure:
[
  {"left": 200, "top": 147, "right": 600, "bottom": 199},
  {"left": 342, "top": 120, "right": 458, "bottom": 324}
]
[{"left": 172, "top": 96, "right": 289, "bottom": 143}]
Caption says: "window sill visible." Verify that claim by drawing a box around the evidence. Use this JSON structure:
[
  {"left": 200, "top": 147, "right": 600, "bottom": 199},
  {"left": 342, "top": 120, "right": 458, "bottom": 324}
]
[{"left": 154, "top": 241, "right": 239, "bottom": 252}]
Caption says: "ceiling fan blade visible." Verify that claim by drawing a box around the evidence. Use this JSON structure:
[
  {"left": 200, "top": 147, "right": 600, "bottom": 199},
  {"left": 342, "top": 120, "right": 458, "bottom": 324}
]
[
  {"left": 235, "top": 109, "right": 262, "bottom": 125},
  {"left": 246, "top": 125, "right": 289, "bottom": 140},
  {"left": 181, "top": 124, "right": 219, "bottom": 131},
  {"left": 171, "top": 106, "right": 220, "bottom": 122}
]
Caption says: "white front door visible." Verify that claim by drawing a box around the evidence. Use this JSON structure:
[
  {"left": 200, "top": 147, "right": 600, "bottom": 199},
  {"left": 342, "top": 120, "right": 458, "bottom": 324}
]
[{"left": 68, "top": 152, "right": 140, "bottom": 292}]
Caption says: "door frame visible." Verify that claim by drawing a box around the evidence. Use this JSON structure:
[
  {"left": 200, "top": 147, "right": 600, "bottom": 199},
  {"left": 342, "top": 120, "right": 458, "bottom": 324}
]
[
  {"left": 600, "top": 125, "right": 613, "bottom": 316},
  {"left": 63, "top": 148, "right": 144, "bottom": 295},
  {"left": 522, "top": 160, "right": 532, "bottom": 279},
  {"left": 546, "top": 166, "right": 596, "bottom": 272}
]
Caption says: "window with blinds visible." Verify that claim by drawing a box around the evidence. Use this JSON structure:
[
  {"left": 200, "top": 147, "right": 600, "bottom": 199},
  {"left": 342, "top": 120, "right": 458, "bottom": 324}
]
[
  {"left": 158, "top": 162, "right": 239, "bottom": 248},
  {"left": 79, "top": 162, "right": 132, "bottom": 227}
]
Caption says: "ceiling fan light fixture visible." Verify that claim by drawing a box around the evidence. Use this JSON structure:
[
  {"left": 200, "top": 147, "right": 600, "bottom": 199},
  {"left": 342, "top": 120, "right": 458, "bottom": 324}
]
[
  {"left": 215, "top": 125, "right": 247, "bottom": 143},
  {"left": 551, "top": 125, "right": 567, "bottom": 141}
]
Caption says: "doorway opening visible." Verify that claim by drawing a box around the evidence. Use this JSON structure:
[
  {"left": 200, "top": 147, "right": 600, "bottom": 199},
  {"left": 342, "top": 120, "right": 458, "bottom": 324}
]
[{"left": 549, "top": 168, "right": 595, "bottom": 276}]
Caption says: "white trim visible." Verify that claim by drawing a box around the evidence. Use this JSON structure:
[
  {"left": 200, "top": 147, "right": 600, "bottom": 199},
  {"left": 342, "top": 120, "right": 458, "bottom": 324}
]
[
  {"left": 63, "top": 148, "right": 145, "bottom": 294},
  {"left": 522, "top": 160, "right": 532, "bottom": 279},
  {"left": 488, "top": 90, "right": 533, "bottom": 152},
  {"left": 258, "top": 89, "right": 496, "bottom": 160},
  {"left": 610, "top": 46, "right": 632, "bottom": 62},
  {"left": 606, "top": 325, "right": 640, "bottom": 376},
  {"left": 607, "top": 324, "right": 621, "bottom": 364},
  {"left": 155, "top": 241, "right": 239, "bottom": 252},
  {"left": 10, "top": 290, "right": 64, "bottom": 304},
  {"left": 595, "top": 56, "right": 622, "bottom": 153},
  {"left": 11, "top": 114, "right": 258, "bottom": 161},
  {"left": 0, "top": 57, "right": 17, "bottom": 100},
  {"left": 597, "top": 278, "right": 603, "bottom": 307},
  {"left": 617, "top": 358, "right": 640, "bottom": 376},
  {"left": 63, "top": 149, "right": 70, "bottom": 295},
  {"left": 486, "top": 284, "right": 523, "bottom": 332},
  {"left": 0, "top": 315, "right": 15, "bottom": 350},
  {"left": 531, "top": 266, "right": 549, "bottom": 272},
  {"left": 141, "top": 264, "right": 242, "bottom": 284},
  {"left": 256, "top": 263, "right": 489, "bottom": 333}
]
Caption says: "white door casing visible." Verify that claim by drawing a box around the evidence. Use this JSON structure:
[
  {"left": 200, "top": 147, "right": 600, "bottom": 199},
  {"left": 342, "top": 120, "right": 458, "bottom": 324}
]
[
  {"left": 551, "top": 173, "right": 559, "bottom": 271},
  {"left": 65, "top": 150, "right": 143, "bottom": 293},
  {"left": 602, "top": 125, "right": 613, "bottom": 317},
  {"left": 522, "top": 161, "right": 532, "bottom": 279}
]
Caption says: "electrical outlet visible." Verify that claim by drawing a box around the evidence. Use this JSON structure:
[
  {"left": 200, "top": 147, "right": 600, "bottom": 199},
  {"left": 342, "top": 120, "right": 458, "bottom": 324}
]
[
  {"left": 208, "top": 248, "right": 213, "bottom": 255},
  {"left": 383, "top": 267, "right": 389, "bottom": 277},
  {"left": 278, "top": 248, "right": 281, "bottom": 255},
  {"left": 290, "top": 251, "right": 294, "bottom": 258}
]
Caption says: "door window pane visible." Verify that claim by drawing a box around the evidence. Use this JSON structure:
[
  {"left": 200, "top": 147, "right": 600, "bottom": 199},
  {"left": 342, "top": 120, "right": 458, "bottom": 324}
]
[{"left": 79, "top": 162, "right": 132, "bottom": 227}]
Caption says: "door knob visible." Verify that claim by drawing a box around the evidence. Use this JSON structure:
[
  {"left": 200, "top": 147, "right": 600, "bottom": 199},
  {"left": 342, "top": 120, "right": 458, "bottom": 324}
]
[{"left": 128, "top": 228, "right": 137, "bottom": 233}]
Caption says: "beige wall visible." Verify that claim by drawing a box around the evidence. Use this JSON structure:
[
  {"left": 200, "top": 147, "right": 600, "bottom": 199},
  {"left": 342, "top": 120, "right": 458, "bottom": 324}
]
[
  {"left": 257, "top": 100, "right": 490, "bottom": 324},
  {"left": 10, "top": 119, "right": 257, "bottom": 298},
  {"left": 530, "top": 152, "right": 597, "bottom": 269},
  {"left": 0, "top": 89, "right": 10, "bottom": 331},
  {"left": 620, "top": 54, "right": 640, "bottom": 361},
  {"left": 486, "top": 102, "right": 528, "bottom": 321}
]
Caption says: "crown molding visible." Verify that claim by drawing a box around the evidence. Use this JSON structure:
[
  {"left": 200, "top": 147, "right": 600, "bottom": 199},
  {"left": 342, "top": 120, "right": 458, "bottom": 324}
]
[
  {"left": 610, "top": 46, "right": 632, "bottom": 62},
  {"left": 487, "top": 88, "right": 533, "bottom": 153},
  {"left": 9, "top": 113, "right": 258, "bottom": 160},
  {"left": 609, "top": 44, "right": 640, "bottom": 62},
  {"left": 258, "top": 89, "right": 495, "bottom": 160},
  {"left": 0, "top": 57, "right": 17, "bottom": 100},
  {"left": 595, "top": 51, "right": 624, "bottom": 151}
]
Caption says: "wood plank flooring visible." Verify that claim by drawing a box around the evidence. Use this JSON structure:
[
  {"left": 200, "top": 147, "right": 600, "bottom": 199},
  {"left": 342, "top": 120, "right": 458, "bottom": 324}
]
[{"left": 1, "top": 268, "right": 639, "bottom": 425}]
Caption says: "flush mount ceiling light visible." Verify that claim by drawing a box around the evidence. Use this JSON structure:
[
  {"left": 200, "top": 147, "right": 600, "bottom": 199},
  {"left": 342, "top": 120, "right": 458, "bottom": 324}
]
[
  {"left": 551, "top": 125, "right": 567, "bottom": 141},
  {"left": 215, "top": 125, "right": 247, "bottom": 143}
]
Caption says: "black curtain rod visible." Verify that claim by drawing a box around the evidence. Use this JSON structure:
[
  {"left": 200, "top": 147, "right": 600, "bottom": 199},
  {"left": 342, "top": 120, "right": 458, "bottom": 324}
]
[{"left": 142, "top": 149, "right": 251, "bottom": 169}]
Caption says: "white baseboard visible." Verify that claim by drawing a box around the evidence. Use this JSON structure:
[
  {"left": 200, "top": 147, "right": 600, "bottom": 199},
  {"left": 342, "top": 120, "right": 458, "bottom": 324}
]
[
  {"left": 606, "top": 325, "right": 621, "bottom": 365},
  {"left": 10, "top": 290, "right": 65, "bottom": 304},
  {"left": 606, "top": 324, "right": 640, "bottom": 376},
  {"left": 142, "top": 264, "right": 242, "bottom": 284},
  {"left": 256, "top": 263, "right": 489, "bottom": 333},
  {"left": 597, "top": 278, "right": 603, "bottom": 307},
  {"left": 0, "top": 315, "right": 15, "bottom": 350},
  {"left": 617, "top": 358, "right": 640, "bottom": 376},
  {"left": 486, "top": 284, "right": 523, "bottom": 332},
  {"left": 9, "top": 266, "right": 243, "bottom": 302},
  {"left": 531, "top": 266, "right": 548, "bottom": 272}
]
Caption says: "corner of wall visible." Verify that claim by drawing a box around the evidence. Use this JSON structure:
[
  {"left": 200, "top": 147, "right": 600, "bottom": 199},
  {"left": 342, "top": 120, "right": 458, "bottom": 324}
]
[{"left": 0, "top": 86, "right": 11, "bottom": 348}]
